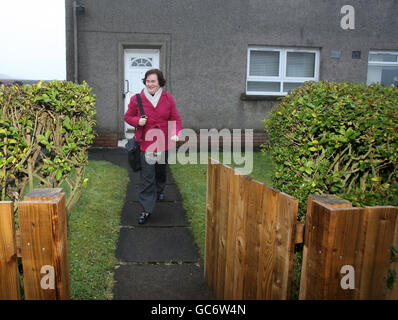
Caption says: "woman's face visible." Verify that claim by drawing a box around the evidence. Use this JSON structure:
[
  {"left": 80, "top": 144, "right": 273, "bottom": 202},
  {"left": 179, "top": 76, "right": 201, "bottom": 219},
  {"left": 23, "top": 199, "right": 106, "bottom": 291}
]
[{"left": 145, "top": 74, "right": 160, "bottom": 95}]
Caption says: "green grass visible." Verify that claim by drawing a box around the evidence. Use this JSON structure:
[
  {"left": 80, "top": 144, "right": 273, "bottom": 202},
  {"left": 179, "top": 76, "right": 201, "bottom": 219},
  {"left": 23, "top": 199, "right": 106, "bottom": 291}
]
[
  {"left": 169, "top": 151, "right": 274, "bottom": 259},
  {"left": 67, "top": 160, "right": 129, "bottom": 299}
]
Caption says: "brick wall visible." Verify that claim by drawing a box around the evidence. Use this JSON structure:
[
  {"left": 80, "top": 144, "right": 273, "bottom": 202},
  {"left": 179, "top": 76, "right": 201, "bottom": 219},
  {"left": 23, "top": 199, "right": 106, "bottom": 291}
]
[{"left": 93, "top": 133, "right": 118, "bottom": 147}]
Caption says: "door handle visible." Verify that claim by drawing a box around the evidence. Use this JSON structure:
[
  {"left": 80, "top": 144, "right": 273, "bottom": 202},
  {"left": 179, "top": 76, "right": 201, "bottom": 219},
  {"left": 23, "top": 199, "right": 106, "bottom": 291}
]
[{"left": 123, "top": 80, "right": 130, "bottom": 98}]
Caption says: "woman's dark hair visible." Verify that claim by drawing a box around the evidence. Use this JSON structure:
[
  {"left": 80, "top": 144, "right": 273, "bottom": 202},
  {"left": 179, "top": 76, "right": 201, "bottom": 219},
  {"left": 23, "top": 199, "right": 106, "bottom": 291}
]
[{"left": 142, "top": 69, "right": 166, "bottom": 87}]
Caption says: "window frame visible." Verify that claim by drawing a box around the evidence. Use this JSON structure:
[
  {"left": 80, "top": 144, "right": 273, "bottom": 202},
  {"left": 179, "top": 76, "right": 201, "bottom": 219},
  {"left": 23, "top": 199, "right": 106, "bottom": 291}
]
[
  {"left": 367, "top": 50, "right": 398, "bottom": 85},
  {"left": 368, "top": 51, "right": 398, "bottom": 66},
  {"left": 246, "top": 47, "right": 320, "bottom": 96}
]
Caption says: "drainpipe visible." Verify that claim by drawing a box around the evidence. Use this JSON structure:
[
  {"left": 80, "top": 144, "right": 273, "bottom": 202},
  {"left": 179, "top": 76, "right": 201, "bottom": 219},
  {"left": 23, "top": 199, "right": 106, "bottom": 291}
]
[{"left": 73, "top": 1, "right": 78, "bottom": 83}]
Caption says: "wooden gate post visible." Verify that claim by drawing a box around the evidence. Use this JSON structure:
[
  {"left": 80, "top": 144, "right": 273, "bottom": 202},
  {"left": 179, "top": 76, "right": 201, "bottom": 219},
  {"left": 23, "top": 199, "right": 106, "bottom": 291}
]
[
  {"left": 300, "top": 194, "right": 397, "bottom": 300},
  {"left": 0, "top": 201, "right": 20, "bottom": 300},
  {"left": 18, "top": 188, "right": 70, "bottom": 300}
]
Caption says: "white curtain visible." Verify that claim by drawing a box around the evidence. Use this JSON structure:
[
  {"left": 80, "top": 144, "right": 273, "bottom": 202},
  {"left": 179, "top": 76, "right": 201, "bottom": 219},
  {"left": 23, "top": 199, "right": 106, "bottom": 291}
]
[
  {"left": 367, "top": 65, "right": 382, "bottom": 85},
  {"left": 249, "top": 51, "right": 279, "bottom": 77},
  {"left": 286, "top": 52, "right": 315, "bottom": 77}
]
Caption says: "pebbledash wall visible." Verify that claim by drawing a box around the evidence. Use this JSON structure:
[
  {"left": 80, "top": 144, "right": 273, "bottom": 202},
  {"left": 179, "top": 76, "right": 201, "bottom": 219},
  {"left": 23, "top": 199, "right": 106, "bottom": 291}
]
[{"left": 65, "top": 0, "right": 398, "bottom": 147}]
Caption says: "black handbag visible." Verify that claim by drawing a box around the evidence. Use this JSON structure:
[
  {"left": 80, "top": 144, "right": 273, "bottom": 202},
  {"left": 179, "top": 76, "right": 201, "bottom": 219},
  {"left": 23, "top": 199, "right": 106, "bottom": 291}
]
[{"left": 126, "top": 94, "right": 146, "bottom": 172}]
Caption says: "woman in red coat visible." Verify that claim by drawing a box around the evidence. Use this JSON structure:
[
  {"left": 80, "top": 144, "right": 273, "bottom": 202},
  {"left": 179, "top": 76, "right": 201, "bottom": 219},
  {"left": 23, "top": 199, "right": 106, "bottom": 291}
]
[{"left": 124, "top": 69, "right": 182, "bottom": 224}]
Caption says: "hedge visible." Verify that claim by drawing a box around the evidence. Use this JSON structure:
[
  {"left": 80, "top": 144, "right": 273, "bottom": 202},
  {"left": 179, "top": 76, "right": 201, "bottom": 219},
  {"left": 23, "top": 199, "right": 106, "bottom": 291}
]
[
  {"left": 262, "top": 81, "right": 398, "bottom": 221},
  {"left": 0, "top": 80, "right": 96, "bottom": 214}
]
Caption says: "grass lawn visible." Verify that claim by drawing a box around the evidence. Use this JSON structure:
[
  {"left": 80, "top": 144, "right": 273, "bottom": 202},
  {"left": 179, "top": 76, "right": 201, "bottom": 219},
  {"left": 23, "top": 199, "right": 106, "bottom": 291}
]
[{"left": 67, "top": 160, "right": 129, "bottom": 299}]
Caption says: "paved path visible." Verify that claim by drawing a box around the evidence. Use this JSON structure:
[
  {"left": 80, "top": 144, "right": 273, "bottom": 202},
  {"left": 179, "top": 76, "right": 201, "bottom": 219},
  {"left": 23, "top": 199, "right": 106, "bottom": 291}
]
[{"left": 88, "top": 147, "right": 214, "bottom": 300}]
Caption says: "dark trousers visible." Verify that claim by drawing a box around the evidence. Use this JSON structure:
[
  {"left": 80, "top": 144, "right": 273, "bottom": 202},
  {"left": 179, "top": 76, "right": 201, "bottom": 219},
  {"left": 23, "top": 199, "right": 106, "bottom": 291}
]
[{"left": 138, "top": 151, "right": 168, "bottom": 213}]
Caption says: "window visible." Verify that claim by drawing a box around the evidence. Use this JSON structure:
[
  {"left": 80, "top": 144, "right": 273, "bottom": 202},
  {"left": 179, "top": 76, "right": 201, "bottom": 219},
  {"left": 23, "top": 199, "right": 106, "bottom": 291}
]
[
  {"left": 246, "top": 47, "right": 320, "bottom": 95},
  {"left": 367, "top": 51, "right": 398, "bottom": 87},
  {"left": 130, "top": 57, "right": 153, "bottom": 67}
]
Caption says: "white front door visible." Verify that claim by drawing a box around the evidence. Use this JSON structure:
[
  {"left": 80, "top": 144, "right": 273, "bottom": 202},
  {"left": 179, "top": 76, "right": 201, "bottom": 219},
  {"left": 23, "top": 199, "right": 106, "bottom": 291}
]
[{"left": 124, "top": 49, "right": 160, "bottom": 134}]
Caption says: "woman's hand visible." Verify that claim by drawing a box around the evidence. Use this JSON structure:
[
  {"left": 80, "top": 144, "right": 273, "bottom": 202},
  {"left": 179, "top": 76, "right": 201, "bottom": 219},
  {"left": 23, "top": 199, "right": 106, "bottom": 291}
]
[{"left": 138, "top": 116, "right": 147, "bottom": 126}]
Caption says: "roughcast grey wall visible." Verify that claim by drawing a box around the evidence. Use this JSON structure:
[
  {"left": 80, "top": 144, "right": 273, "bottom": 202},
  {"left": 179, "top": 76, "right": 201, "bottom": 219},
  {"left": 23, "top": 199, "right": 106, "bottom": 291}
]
[{"left": 65, "top": 0, "right": 398, "bottom": 138}]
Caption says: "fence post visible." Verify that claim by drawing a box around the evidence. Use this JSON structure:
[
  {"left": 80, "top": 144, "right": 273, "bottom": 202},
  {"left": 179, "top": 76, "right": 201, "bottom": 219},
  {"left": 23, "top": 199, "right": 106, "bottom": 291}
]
[
  {"left": 18, "top": 188, "right": 69, "bottom": 300},
  {"left": 300, "top": 194, "right": 397, "bottom": 300},
  {"left": 0, "top": 201, "right": 20, "bottom": 300}
]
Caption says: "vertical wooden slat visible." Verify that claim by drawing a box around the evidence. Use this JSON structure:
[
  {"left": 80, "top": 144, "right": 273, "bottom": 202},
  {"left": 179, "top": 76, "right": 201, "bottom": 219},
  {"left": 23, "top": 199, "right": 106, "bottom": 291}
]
[
  {"left": 18, "top": 189, "right": 69, "bottom": 300},
  {"left": 215, "top": 164, "right": 230, "bottom": 299},
  {"left": 0, "top": 202, "right": 20, "bottom": 300},
  {"left": 243, "top": 178, "right": 263, "bottom": 299},
  {"left": 299, "top": 195, "right": 353, "bottom": 300},
  {"left": 232, "top": 174, "right": 250, "bottom": 299},
  {"left": 298, "top": 196, "right": 314, "bottom": 299},
  {"left": 271, "top": 192, "right": 298, "bottom": 299},
  {"left": 212, "top": 161, "right": 222, "bottom": 296},
  {"left": 324, "top": 206, "right": 364, "bottom": 299},
  {"left": 204, "top": 158, "right": 214, "bottom": 291},
  {"left": 299, "top": 200, "right": 329, "bottom": 299},
  {"left": 224, "top": 171, "right": 240, "bottom": 299},
  {"left": 256, "top": 186, "right": 279, "bottom": 299},
  {"left": 358, "top": 207, "right": 397, "bottom": 299},
  {"left": 204, "top": 158, "right": 219, "bottom": 294}
]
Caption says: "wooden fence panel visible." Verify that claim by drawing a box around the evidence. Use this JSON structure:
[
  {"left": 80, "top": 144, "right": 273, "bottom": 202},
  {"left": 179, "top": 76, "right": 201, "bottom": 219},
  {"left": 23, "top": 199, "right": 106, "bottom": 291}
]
[
  {"left": 205, "top": 159, "right": 298, "bottom": 300},
  {"left": 18, "top": 188, "right": 69, "bottom": 300},
  {"left": 300, "top": 195, "right": 397, "bottom": 300},
  {"left": 0, "top": 202, "right": 20, "bottom": 300}
]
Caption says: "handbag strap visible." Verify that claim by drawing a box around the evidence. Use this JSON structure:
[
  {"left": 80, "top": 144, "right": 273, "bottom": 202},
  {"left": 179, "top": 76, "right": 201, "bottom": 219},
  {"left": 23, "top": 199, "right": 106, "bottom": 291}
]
[{"left": 136, "top": 93, "right": 146, "bottom": 142}]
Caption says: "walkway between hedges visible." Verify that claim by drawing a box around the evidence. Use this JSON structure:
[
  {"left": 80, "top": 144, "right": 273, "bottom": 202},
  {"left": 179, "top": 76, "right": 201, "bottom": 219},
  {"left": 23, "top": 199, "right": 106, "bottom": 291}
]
[{"left": 88, "top": 147, "right": 214, "bottom": 300}]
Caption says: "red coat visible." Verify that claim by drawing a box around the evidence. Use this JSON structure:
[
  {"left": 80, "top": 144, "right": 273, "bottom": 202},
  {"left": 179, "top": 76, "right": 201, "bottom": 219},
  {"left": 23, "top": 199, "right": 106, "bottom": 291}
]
[{"left": 124, "top": 89, "right": 182, "bottom": 152}]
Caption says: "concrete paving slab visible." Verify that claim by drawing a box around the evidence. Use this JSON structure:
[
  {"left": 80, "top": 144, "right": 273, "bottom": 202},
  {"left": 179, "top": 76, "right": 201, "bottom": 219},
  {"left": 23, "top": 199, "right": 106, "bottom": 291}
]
[
  {"left": 121, "top": 202, "right": 189, "bottom": 227},
  {"left": 116, "top": 228, "right": 200, "bottom": 263},
  {"left": 88, "top": 148, "right": 213, "bottom": 300},
  {"left": 126, "top": 183, "right": 182, "bottom": 202},
  {"left": 128, "top": 169, "right": 175, "bottom": 185},
  {"left": 113, "top": 264, "right": 214, "bottom": 300}
]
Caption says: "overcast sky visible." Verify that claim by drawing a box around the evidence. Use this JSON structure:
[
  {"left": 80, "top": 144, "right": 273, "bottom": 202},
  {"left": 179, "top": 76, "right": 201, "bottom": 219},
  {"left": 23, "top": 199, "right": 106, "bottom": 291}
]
[{"left": 0, "top": 0, "right": 66, "bottom": 80}]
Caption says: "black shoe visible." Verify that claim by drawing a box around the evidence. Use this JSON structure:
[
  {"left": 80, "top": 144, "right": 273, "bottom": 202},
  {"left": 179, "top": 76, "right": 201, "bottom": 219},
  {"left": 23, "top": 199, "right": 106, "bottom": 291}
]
[
  {"left": 138, "top": 212, "right": 150, "bottom": 225},
  {"left": 158, "top": 193, "right": 165, "bottom": 201}
]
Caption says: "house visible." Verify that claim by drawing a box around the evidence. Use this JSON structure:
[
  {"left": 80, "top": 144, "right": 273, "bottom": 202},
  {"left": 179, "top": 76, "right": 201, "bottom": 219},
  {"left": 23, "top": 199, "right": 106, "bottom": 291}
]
[{"left": 65, "top": 0, "right": 398, "bottom": 147}]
